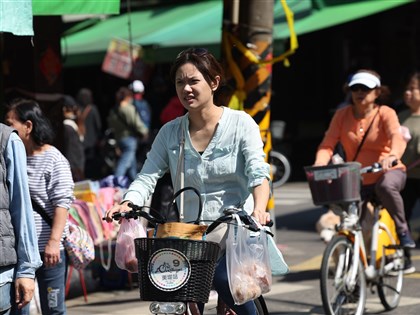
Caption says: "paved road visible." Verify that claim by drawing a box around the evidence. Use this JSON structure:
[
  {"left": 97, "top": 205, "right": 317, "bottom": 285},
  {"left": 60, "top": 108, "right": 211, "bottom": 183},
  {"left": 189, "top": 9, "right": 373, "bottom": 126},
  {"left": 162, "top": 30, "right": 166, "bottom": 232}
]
[{"left": 62, "top": 182, "right": 420, "bottom": 314}]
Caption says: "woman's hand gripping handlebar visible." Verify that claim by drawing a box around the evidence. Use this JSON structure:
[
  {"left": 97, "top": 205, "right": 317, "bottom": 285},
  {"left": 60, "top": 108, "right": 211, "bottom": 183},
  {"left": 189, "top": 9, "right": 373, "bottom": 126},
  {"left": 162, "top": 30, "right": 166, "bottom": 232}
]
[
  {"left": 103, "top": 202, "right": 166, "bottom": 227},
  {"left": 206, "top": 206, "right": 274, "bottom": 236}
]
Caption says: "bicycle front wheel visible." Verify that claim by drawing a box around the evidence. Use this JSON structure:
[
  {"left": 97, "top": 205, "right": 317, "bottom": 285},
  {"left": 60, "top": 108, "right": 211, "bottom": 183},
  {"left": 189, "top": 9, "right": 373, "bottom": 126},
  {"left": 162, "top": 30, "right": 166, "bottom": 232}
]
[
  {"left": 254, "top": 295, "right": 269, "bottom": 315},
  {"left": 320, "top": 235, "right": 367, "bottom": 315},
  {"left": 377, "top": 249, "right": 404, "bottom": 310},
  {"left": 269, "top": 150, "right": 291, "bottom": 188}
]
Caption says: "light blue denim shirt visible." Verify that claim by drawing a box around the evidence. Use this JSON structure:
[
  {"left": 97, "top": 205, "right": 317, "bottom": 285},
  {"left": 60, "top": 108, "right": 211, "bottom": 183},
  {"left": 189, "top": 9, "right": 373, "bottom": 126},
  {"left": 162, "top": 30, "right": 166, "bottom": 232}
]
[
  {"left": 124, "top": 107, "right": 271, "bottom": 223},
  {"left": 0, "top": 132, "right": 42, "bottom": 285}
]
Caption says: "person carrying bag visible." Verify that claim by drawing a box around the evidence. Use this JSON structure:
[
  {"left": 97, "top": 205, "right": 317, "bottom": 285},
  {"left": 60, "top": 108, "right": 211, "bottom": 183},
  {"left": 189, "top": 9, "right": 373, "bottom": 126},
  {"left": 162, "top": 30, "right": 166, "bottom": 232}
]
[{"left": 31, "top": 199, "right": 95, "bottom": 271}]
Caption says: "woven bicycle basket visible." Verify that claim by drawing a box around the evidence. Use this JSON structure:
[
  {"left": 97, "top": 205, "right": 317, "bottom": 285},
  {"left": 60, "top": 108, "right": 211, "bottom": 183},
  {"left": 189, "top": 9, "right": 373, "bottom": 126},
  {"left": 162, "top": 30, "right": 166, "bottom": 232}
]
[{"left": 134, "top": 238, "right": 221, "bottom": 303}]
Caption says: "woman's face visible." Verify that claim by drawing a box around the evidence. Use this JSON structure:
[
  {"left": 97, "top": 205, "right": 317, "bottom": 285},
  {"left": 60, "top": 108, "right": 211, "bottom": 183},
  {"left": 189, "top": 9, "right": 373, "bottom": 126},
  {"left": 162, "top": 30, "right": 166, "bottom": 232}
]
[
  {"left": 350, "top": 85, "right": 380, "bottom": 107},
  {"left": 4, "top": 110, "right": 31, "bottom": 143},
  {"left": 174, "top": 62, "right": 219, "bottom": 111},
  {"left": 403, "top": 78, "right": 420, "bottom": 111}
]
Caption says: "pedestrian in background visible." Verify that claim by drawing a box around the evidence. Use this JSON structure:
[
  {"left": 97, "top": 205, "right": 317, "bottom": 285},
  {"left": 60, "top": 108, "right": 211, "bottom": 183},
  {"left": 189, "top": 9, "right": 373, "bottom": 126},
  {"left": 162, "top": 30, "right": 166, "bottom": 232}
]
[
  {"left": 5, "top": 99, "right": 74, "bottom": 315},
  {"left": 107, "top": 87, "right": 149, "bottom": 181},
  {"left": 0, "top": 123, "right": 42, "bottom": 315},
  {"left": 314, "top": 69, "right": 415, "bottom": 250},
  {"left": 62, "top": 95, "right": 85, "bottom": 182},
  {"left": 76, "top": 88, "right": 102, "bottom": 179},
  {"left": 130, "top": 80, "right": 152, "bottom": 130},
  {"left": 159, "top": 94, "right": 186, "bottom": 125},
  {"left": 398, "top": 71, "right": 420, "bottom": 273}
]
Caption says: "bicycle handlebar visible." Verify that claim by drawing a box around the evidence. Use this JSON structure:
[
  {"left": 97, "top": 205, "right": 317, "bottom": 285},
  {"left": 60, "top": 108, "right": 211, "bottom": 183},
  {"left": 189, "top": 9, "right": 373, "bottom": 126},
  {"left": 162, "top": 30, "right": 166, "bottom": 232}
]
[
  {"left": 360, "top": 160, "right": 398, "bottom": 174},
  {"left": 206, "top": 207, "right": 273, "bottom": 235},
  {"left": 104, "top": 204, "right": 273, "bottom": 235},
  {"left": 104, "top": 203, "right": 166, "bottom": 226}
]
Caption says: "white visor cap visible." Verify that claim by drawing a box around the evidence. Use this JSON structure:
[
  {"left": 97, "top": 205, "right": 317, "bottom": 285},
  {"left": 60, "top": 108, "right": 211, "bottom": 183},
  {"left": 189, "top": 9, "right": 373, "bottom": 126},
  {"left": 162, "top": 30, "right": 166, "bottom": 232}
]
[
  {"left": 348, "top": 72, "right": 381, "bottom": 89},
  {"left": 131, "top": 80, "right": 145, "bottom": 93}
]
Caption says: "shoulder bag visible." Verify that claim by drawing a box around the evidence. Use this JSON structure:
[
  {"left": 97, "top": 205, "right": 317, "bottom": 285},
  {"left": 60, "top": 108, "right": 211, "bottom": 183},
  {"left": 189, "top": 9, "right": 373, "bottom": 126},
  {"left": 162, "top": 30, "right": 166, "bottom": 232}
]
[{"left": 31, "top": 199, "right": 95, "bottom": 270}]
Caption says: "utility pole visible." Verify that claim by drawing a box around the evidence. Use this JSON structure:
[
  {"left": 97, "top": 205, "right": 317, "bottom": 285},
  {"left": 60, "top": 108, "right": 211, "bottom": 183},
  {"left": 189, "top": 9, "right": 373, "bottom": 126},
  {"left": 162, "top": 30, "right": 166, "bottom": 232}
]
[{"left": 221, "top": 0, "right": 275, "bottom": 210}]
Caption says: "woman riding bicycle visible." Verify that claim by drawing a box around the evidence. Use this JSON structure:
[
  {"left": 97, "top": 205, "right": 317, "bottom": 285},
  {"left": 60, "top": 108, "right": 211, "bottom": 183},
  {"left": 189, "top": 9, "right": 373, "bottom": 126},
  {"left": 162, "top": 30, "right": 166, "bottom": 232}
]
[
  {"left": 313, "top": 69, "right": 416, "bottom": 249},
  {"left": 105, "top": 48, "right": 271, "bottom": 315}
]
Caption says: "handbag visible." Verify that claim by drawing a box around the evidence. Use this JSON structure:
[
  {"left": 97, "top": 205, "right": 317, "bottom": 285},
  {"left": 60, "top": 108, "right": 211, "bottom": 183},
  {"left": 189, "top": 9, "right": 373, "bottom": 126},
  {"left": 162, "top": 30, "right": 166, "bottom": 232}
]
[
  {"left": 31, "top": 199, "right": 95, "bottom": 270},
  {"left": 152, "top": 187, "right": 208, "bottom": 240}
]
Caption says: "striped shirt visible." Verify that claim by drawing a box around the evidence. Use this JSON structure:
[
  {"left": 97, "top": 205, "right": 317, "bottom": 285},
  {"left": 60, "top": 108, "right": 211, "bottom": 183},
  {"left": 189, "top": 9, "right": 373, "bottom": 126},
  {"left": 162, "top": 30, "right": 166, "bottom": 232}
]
[{"left": 27, "top": 146, "right": 75, "bottom": 252}]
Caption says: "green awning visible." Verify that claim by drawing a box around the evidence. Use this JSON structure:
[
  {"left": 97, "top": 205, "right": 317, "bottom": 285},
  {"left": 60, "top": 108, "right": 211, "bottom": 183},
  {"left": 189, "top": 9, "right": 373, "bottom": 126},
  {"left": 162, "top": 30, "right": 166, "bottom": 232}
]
[
  {"left": 61, "top": 0, "right": 309, "bottom": 66},
  {"left": 61, "top": 0, "right": 414, "bottom": 67},
  {"left": 32, "top": 0, "right": 120, "bottom": 15}
]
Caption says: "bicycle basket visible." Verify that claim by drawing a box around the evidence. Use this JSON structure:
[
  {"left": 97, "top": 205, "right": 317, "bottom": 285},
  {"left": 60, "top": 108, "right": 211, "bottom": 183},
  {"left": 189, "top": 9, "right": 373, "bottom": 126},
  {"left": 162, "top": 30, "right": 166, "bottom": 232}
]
[
  {"left": 304, "top": 162, "right": 361, "bottom": 206},
  {"left": 134, "top": 238, "right": 220, "bottom": 303}
]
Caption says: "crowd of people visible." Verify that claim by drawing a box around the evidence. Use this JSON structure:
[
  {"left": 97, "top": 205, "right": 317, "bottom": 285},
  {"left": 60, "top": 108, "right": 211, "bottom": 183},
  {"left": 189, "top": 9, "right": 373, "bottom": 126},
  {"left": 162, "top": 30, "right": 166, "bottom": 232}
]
[{"left": 0, "top": 47, "right": 418, "bottom": 315}]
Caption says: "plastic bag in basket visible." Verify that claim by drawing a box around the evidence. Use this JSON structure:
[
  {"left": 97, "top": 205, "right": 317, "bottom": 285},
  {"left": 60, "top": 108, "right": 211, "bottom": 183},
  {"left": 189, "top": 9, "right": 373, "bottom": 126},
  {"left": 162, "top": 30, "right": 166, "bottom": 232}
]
[
  {"left": 226, "top": 214, "right": 272, "bottom": 305},
  {"left": 115, "top": 218, "right": 146, "bottom": 273}
]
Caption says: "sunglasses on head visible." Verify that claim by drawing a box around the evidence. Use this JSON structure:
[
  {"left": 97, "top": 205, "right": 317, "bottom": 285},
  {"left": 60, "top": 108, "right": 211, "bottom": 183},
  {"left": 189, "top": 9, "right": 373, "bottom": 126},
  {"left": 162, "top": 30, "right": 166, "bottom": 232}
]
[
  {"left": 350, "top": 84, "right": 374, "bottom": 92},
  {"left": 177, "top": 48, "right": 209, "bottom": 58}
]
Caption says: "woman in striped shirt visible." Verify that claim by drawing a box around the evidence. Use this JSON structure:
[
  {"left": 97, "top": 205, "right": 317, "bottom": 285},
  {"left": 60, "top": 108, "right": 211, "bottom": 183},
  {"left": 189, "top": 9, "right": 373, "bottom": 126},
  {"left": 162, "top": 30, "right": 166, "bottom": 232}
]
[{"left": 5, "top": 99, "right": 74, "bottom": 315}]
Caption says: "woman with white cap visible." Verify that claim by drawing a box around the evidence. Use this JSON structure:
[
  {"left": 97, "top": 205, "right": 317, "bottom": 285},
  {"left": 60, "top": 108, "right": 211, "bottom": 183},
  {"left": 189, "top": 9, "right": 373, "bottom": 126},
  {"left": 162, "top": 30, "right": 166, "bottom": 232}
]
[{"left": 314, "top": 69, "right": 416, "bottom": 249}]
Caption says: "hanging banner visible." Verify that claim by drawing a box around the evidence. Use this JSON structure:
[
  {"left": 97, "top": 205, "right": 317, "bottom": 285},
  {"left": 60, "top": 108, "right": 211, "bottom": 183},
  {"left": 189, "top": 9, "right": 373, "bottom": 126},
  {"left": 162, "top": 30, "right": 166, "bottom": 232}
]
[{"left": 101, "top": 38, "right": 142, "bottom": 79}]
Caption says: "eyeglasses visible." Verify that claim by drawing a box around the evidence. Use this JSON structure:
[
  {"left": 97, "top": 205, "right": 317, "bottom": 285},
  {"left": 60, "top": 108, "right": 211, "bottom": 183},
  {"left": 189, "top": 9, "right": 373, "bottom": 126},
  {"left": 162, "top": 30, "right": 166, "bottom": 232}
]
[{"left": 350, "top": 84, "right": 374, "bottom": 92}]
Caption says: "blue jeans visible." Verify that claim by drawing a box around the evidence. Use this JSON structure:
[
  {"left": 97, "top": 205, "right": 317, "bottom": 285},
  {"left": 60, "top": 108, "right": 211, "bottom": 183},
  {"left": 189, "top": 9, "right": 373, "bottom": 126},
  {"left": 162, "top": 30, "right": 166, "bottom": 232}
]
[
  {"left": 21, "top": 250, "right": 67, "bottom": 315},
  {"left": 115, "top": 136, "right": 138, "bottom": 181},
  {"left": 212, "top": 255, "right": 257, "bottom": 315},
  {"left": 0, "top": 282, "right": 12, "bottom": 315}
]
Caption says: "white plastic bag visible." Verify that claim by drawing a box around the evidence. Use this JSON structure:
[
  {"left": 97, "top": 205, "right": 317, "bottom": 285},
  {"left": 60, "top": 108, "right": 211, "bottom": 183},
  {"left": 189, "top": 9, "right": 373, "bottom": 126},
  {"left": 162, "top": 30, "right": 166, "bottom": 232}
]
[
  {"left": 115, "top": 218, "right": 146, "bottom": 273},
  {"left": 226, "top": 215, "right": 272, "bottom": 305}
]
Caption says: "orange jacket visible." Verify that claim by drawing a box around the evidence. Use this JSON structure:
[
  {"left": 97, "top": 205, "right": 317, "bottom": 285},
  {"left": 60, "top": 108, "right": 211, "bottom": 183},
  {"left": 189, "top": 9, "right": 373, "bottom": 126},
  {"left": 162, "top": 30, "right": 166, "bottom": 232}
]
[{"left": 316, "top": 105, "right": 406, "bottom": 185}]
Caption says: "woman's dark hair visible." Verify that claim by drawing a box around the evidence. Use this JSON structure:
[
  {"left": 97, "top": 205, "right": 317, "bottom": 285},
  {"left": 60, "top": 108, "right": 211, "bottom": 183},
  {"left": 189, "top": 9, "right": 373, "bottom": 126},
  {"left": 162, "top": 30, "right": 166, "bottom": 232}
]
[
  {"left": 169, "top": 48, "right": 224, "bottom": 89},
  {"left": 408, "top": 71, "right": 420, "bottom": 84},
  {"left": 76, "top": 88, "right": 93, "bottom": 108},
  {"left": 6, "top": 98, "right": 55, "bottom": 145},
  {"left": 115, "top": 87, "right": 133, "bottom": 104}
]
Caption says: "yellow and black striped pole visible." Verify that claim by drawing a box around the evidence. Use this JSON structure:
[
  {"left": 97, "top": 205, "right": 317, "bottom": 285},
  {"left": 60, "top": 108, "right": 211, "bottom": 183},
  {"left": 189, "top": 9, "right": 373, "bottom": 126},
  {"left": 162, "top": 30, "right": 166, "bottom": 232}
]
[{"left": 221, "top": 0, "right": 298, "bottom": 211}]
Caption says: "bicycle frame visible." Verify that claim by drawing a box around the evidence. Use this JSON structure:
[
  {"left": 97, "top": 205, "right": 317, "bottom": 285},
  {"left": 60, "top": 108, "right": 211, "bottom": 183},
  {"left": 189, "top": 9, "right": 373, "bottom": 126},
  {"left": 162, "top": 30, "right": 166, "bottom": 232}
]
[
  {"left": 337, "top": 202, "right": 402, "bottom": 288},
  {"left": 307, "top": 162, "right": 405, "bottom": 314}
]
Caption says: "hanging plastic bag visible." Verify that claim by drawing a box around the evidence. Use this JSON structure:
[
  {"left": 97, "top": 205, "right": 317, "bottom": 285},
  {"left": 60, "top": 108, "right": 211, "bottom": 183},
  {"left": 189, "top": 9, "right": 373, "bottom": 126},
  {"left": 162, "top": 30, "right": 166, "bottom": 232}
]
[
  {"left": 115, "top": 218, "right": 146, "bottom": 273},
  {"left": 226, "top": 214, "right": 272, "bottom": 305}
]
